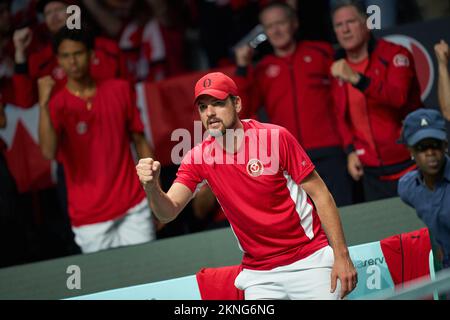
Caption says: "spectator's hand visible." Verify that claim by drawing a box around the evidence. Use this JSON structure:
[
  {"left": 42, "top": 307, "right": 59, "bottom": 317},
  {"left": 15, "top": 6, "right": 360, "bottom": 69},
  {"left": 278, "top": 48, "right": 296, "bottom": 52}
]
[
  {"left": 37, "top": 76, "right": 56, "bottom": 107},
  {"left": 235, "top": 45, "right": 254, "bottom": 68},
  {"left": 434, "top": 40, "right": 449, "bottom": 66},
  {"left": 136, "top": 158, "right": 161, "bottom": 192},
  {"left": 347, "top": 151, "right": 364, "bottom": 181},
  {"left": 13, "top": 27, "right": 32, "bottom": 63},
  {"left": 331, "top": 254, "right": 358, "bottom": 299},
  {"left": 331, "top": 59, "right": 361, "bottom": 85}
]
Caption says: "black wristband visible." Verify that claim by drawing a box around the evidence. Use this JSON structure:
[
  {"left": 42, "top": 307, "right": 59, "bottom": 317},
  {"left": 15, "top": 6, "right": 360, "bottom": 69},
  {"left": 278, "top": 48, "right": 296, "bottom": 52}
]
[
  {"left": 344, "top": 144, "right": 355, "bottom": 156},
  {"left": 352, "top": 73, "right": 370, "bottom": 92}
]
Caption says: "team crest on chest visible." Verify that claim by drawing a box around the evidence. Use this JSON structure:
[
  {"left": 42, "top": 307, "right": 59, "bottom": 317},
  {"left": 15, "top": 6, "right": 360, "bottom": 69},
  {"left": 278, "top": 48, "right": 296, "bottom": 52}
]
[
  {"left": 266, "top": 64, "right": 280, "bottom": 78},
  {"left": 76, "top": 121, "right": 88, "bottom": 135},
  {"left": 53, "top": 66, "right": 66, "bottom": 80},
  {"left": 246, "top": 159, "right": 264, "bottom": 177}
]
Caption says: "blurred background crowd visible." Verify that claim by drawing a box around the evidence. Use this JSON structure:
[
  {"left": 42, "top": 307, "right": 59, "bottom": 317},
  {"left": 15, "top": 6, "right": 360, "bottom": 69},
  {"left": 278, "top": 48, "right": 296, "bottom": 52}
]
[{"left": 0, "top": 0, "right": 450, "bottom": 269}]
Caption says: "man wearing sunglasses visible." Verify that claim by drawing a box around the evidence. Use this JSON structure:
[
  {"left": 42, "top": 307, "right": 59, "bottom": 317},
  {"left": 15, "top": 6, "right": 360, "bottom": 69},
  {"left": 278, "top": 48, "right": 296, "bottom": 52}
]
[{"left": 398, "top": 108, "right": 450, "bottom": 269}]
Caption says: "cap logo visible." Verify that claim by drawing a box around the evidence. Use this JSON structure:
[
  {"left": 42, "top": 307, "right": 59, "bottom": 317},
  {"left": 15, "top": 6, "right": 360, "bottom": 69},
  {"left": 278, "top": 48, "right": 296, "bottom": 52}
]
[
  {"left": 421, "top": 118, "right": 428, "bottom": 127},
  {"left": 203, "top": 79, "right": 212, "bottom": 88}
]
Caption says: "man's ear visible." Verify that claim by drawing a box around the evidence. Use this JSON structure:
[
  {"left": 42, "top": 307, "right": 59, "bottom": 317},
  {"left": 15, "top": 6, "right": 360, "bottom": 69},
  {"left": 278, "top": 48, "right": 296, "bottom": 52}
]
[{"left": 235, "top": 96, "right": 242, "bottom": 113}]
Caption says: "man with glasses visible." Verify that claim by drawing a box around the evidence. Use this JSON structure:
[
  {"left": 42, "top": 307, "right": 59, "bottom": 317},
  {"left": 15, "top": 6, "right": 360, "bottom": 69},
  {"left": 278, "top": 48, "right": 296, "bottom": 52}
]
[
  {"left": 398, "top": 108, "right": 450, "bottom": 269},
  {"left": 234, "top": 1, "right": 353, "bottom": 207}
]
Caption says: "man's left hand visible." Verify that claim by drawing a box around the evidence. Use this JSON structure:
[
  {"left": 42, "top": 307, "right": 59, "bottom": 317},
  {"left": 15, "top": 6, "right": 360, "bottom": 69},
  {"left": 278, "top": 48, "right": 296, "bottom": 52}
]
[{"left": 331, "top": 59, "right": 361, "bottom": 85}]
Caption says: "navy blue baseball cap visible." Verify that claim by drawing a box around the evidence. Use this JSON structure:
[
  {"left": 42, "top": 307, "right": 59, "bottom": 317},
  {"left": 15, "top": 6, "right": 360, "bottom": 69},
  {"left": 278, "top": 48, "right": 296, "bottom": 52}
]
[{"left": 399, "top": 108, "right": 447, "bottom": 146}]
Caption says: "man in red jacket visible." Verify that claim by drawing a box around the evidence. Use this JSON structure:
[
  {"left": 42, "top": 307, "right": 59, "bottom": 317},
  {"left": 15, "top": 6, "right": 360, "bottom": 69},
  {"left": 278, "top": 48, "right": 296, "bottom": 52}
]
[
  {"left": 234, "top": 1, "right": 353, "bottom": 206},
  {"left": 12, "top": 0, "right": 126, "bottom": 108},
  {"left": 330, "top": 0, "right": 422, "bottom": 201}
]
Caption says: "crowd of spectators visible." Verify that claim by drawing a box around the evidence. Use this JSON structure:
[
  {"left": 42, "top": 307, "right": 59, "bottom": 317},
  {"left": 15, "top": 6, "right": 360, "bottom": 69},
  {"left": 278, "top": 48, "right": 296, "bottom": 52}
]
[{"left": 0, "top": 0, "right": 449, "bottom": 268}]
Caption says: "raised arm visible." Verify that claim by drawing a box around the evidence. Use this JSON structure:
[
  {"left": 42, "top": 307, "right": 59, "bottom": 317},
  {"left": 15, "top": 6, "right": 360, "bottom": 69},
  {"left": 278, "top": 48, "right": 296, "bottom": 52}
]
[
  {"left": 435, "top": 40, "right": 450, "bottom": 120},
  {"left": 300, "top": 170, "right": 357, "bottom": 299},
  {"left": 136, "top": 158, "right": 192, "bottom": 223},
  {"left": 131, "top": 132, "right": 155, "bottom": 159},
  {"left": 37, "top": 76, "right": 58, "bottom": 160}
]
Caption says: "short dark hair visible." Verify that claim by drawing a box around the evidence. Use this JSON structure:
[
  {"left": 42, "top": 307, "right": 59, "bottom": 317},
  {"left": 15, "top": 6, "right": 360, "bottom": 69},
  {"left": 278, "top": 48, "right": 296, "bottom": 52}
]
[
  {"left": 330, "top": 0, "right": 367, "bottom": 19},
  {"left": 259, "top": 1, "right": 296, "bottom": 22},
  {"left": 52, "top": 26, "right": 94, "bottom": 54}
]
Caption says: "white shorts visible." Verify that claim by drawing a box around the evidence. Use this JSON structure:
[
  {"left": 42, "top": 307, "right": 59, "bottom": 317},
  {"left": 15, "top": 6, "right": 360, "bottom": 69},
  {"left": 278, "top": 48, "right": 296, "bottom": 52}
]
[
  {"left": 72, "top": 199, "right": 155, "bottom": 254},
  {"left": 234, "top": 246, "right": 341, "bottom": 300}
]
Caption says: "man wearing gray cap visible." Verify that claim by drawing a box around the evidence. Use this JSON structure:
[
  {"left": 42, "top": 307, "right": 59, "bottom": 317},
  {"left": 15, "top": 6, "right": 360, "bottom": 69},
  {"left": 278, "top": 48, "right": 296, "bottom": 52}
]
[{"left": 398, "top": 108, "right": 450, "bottom": 269}]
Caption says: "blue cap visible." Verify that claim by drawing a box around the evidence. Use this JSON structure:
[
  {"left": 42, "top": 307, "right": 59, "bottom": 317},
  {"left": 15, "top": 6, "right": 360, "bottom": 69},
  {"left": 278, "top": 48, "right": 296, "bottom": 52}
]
[{"left": 400, "top": 108, "right": 447, "bottom": 146}]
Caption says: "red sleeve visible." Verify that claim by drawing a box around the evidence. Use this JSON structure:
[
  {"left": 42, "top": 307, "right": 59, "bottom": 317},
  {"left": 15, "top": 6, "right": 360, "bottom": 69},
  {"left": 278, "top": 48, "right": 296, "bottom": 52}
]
[
  {"left": 361, "top": 46, "right": 418, "bottom": 109},
  {"left": 174, "top": 149, "right": 204, "bottom": 194},
  {"left": 11, "top": 73, "right": 37, "bottom": 108},
  {"left": 279, "top": 127, "right": 315, "bottom": 184},
  {"left": 332, "top": 77, "right": 355, "bottom": 151},
  {"left": 48, "top": 95, "right": 63, "bottom": 136},
  {"left": 48, "top": 94, "right": 65, "bottom": 162},
  {"left": 123, "top": 81, "right": 144, "bottom": 133}
]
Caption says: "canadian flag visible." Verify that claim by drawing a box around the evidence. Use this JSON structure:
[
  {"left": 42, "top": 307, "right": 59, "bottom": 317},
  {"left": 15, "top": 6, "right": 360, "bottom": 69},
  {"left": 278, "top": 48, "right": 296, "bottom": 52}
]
[{"left": 0, "top": 104, "right": 56, "bottom": 193}]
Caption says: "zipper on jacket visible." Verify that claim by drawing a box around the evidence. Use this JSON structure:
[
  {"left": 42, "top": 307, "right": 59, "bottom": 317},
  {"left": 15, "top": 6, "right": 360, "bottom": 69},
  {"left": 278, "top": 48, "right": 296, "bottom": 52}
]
[{"left": 288, "top": 62, "right": 302, "bottom": 143}]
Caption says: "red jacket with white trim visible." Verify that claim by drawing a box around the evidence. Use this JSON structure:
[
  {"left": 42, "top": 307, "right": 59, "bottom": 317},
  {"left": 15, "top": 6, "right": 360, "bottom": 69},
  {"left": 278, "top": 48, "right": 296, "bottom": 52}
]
[{"left": 332, "top": 37, "right": 423, "bottom": 167}]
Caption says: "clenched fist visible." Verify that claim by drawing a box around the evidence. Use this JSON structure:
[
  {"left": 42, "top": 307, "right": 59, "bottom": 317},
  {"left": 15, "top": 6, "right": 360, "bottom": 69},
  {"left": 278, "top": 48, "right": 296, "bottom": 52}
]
[
  {"left": 331, "top": 59, "right": 361, "bottom": 85},
  {"left": 435, "top": 40, "right": 449, "bottom": 66},
  {"left": 13, "top": 27, "right": 33, "bottom": 64},
  {"left": 136, "top": 158, "right": 161, "bottom": 192},
  {"left": 37, "top": 76, "right": 56, "bottom": 107}
]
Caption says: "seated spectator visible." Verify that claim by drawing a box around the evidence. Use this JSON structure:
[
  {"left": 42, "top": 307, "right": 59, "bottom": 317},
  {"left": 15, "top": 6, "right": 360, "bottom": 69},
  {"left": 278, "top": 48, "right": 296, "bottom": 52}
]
[
  {"left": 37, "top": 27, "right": 155, "bottom": 253},
  {"left": 435, "top": 40, "right": 450, "bottom": 121},
  {"left": 398, "top": 109, "right": 450, "bottom": 270},
  {"left": 330, "top": 0, "right": 422, "bottom": 201},
  {"left": 12, "top": 0, "right": 126, "bottom": 108}
]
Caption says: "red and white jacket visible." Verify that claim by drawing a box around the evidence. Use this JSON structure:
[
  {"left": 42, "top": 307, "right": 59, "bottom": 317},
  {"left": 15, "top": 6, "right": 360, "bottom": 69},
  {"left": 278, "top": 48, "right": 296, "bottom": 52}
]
[{"left": 332, "top": 37, "right": 423, "bottom": 167}]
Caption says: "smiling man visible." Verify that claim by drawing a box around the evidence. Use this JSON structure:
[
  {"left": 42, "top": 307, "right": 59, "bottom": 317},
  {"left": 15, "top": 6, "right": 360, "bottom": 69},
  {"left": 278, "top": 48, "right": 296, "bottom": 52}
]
[
  {"left": 398, "top": 109, "right": 450, "bottom": 270},
  {"left": 330, "top": 0, "right": 423, "bottom": 202},
  {"left": 136, "top": 72, "right": 357, "bottom": 300}
]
